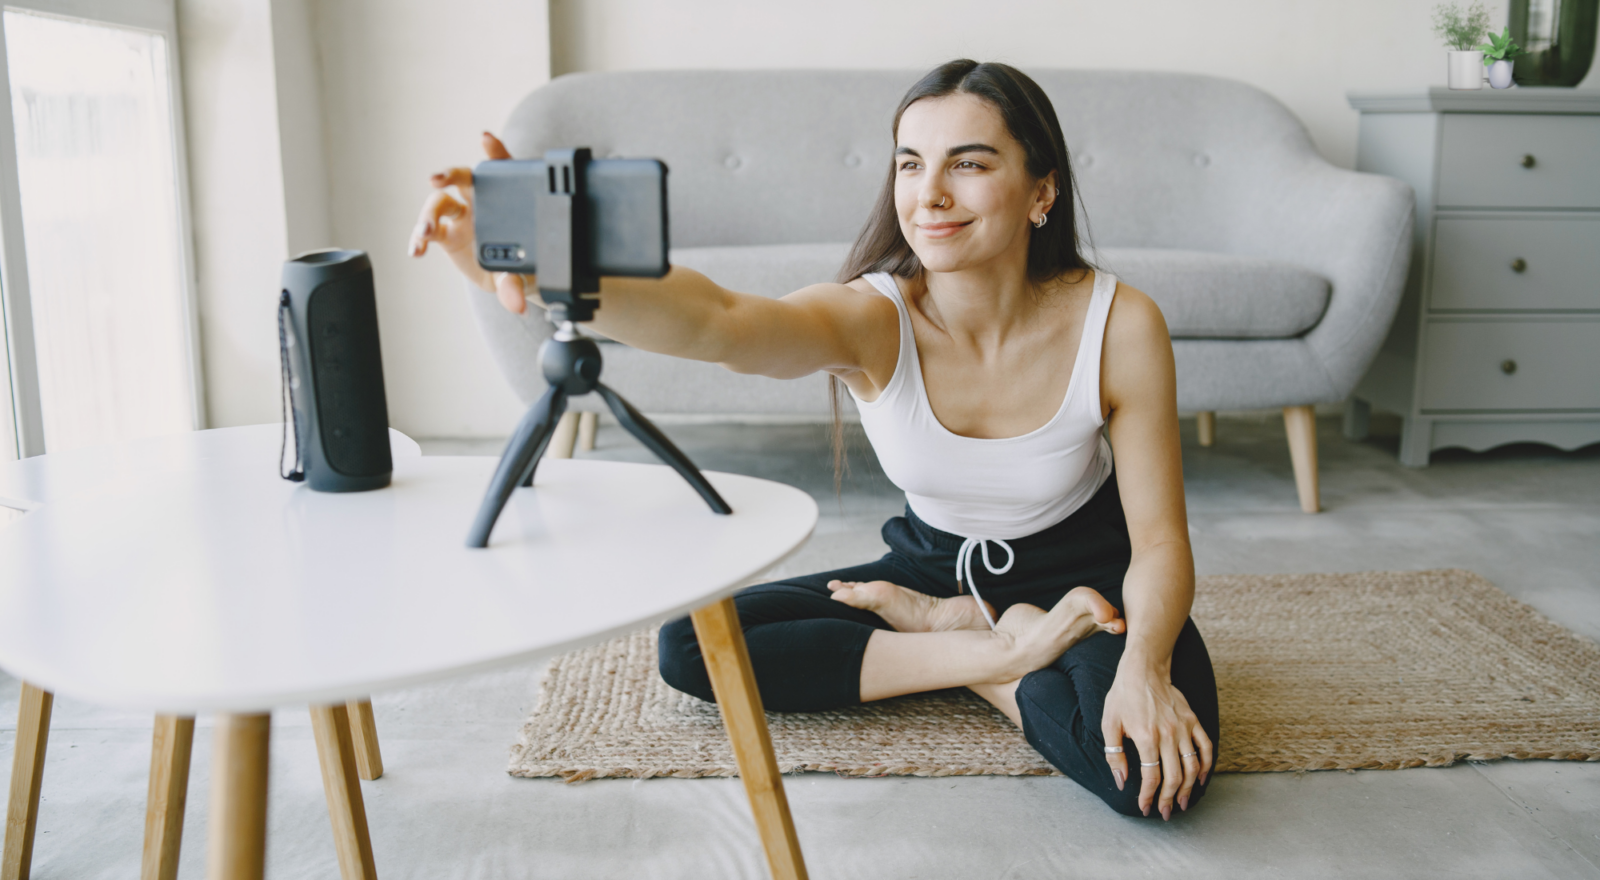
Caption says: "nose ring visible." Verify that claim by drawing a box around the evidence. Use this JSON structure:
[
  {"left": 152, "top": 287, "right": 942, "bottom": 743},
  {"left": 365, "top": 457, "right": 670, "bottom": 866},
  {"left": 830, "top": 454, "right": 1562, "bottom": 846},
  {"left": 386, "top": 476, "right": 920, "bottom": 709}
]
[{"left": 935, "top": 196, "right": 947, "bottom": 208}]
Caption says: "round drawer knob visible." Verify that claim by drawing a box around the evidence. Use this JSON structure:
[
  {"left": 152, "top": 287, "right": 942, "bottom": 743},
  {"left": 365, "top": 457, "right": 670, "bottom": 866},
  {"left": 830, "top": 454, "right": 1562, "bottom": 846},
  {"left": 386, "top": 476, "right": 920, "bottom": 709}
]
[
  {"left": 1521, "top": 154, "right": 1537, "bottom": 169},
  {"left": 1511, "top": 258, "right": 1527, "bottom": 273},
  {"left": 1501, "top": 359, "right": 1518, "bottom": 375}
]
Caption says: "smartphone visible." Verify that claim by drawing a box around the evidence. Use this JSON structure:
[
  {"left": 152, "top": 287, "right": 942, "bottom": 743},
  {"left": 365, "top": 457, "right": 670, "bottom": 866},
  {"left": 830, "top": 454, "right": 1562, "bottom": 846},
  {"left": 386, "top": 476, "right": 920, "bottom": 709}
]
[{"left": 473, "top": 157, "right": 670, "bottom": 278}]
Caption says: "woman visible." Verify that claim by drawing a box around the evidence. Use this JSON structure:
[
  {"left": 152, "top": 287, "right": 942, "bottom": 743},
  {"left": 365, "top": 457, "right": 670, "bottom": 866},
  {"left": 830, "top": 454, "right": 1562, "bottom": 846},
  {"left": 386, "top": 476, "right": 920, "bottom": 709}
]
[{"left": 412, "top": 60, "right": 1219, "bottom": 819}]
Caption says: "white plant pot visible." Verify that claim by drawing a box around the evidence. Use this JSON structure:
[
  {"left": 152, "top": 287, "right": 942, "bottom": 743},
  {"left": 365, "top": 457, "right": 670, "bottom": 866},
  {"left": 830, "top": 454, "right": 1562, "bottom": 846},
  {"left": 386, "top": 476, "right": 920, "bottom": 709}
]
[
  {"left": 1449, "top": 50, "right": 1485, "bottom": 89},
  {"left": 1489, "top": 59, "right": 1516, "bottom": 88}
]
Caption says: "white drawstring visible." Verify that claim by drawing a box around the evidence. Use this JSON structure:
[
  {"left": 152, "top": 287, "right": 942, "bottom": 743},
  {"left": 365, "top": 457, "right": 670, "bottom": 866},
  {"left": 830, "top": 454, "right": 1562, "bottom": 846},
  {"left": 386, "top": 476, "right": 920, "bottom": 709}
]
[{"left": 955, "top": 537, "right": 1013, "bottom": 630}]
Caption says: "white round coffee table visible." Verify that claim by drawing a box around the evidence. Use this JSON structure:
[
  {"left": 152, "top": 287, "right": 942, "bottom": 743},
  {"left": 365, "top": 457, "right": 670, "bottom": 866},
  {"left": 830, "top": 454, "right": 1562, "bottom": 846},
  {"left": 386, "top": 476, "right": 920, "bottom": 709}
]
[{"left": 0, "top": 426, "right": 818, "bottom": 880}]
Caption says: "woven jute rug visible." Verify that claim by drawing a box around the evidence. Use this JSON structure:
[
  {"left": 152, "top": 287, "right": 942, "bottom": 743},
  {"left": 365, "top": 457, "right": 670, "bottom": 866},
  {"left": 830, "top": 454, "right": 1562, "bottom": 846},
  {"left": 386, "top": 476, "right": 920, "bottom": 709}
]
[{"left": 509, "top": 570, "right": 1600, "bottom": 781}]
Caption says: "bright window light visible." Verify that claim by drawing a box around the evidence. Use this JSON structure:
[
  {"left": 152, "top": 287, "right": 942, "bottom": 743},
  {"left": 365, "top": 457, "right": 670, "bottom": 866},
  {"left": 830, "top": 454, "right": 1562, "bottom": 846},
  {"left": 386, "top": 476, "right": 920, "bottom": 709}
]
[{"left": 5, "top": 9, "right": 194, "bottom": 453}]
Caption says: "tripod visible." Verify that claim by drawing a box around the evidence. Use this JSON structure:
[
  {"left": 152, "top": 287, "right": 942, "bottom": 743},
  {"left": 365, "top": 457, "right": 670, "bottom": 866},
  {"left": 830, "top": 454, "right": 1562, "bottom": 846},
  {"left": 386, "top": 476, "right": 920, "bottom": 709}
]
[
  {"left": 465, "top": 146, "right": 731, "bottom": 547},
  {"left": 465, "top": 320, "right": 731, "bottom": 547}
]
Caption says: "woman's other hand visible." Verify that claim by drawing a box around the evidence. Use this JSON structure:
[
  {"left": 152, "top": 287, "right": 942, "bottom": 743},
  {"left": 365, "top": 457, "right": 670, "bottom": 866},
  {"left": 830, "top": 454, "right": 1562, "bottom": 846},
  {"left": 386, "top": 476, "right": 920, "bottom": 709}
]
[
  {"left": 1100, "top": 662, "right": 1213, "bottom": 819},
  {"left": 409, "top": 131, "right": 531, "bottom": 314}
]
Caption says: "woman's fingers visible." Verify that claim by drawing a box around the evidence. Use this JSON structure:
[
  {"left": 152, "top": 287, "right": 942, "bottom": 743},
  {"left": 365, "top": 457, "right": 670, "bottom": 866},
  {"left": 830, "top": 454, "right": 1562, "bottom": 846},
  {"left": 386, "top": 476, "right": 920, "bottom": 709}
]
[
  {"left": 408, "top": 189, "right": 469, "bottom": 256},
  {"left": 1193, "top": 722, "right": 1215, "bottom": 786},
  {"left": 482, "top": 131, "right": 512, "bottom": 160},
  {"left": 494, "top": 272, "right": 527, "bottom": 314},
  {"left": 430, "top": 167, "right": 475, "bottom": 192},
  {"left": 1100, "top": 715, "right": 1128, "bottom": 791},
  {"left": 1175, "top": 733, "right": 1201, "bottom": 812},
  {"left": 1157, "top": 734, "right": 1186, "bottom": 820},
  {"left": 1133, "top": 735, "right": 1161, "bottom": 816}
]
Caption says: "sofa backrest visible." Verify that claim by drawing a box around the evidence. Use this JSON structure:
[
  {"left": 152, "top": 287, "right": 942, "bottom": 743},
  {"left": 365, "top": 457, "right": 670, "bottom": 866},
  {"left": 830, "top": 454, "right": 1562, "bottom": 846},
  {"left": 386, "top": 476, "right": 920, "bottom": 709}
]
[{"left": 501, "top": 69, "right": 1321, "bottom": 254}]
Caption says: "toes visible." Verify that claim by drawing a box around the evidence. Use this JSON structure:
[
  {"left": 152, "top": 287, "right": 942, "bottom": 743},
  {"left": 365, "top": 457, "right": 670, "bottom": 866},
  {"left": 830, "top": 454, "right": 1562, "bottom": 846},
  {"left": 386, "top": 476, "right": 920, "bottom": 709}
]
[
  {"left": 1068, "top": 586, "right": 1125, "bottom": 631},
  {"left": 828, "top": 583, "right": 873, "bottom": 609}
]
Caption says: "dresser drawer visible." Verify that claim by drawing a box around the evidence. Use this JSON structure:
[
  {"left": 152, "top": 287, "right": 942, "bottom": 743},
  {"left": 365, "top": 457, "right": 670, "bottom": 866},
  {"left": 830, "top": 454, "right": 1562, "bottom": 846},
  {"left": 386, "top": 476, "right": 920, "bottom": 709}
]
[
  {"left": 1438, "top": 115, "right": 1600, "bottom": 208},
  {"left": 1431, "top": 215, "right": 1600, "bottom": 311},
  {"left": 1421, "top": 320, "right": 1600, "bottom": 411}
]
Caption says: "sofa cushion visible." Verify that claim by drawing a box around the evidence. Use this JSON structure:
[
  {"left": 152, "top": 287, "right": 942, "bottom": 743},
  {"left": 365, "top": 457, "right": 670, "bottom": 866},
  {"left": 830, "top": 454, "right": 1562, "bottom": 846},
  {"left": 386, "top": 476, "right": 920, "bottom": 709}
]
[
  {"left": 1099, "top": 248, "right": 1330, "bottom": 339},
  {"left": 673, "top": 242, "right": 1329, "bottom": 340},
  {"left": 670, "top": 242, "right": 854, "bottom": 298}
]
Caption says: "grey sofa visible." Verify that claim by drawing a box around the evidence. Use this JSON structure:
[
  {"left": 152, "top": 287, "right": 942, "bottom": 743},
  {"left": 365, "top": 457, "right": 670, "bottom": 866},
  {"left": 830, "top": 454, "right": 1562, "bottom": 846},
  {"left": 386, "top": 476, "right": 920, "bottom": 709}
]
[{"left": 470, "top": 70, "right": 1414, "bottom": 512}]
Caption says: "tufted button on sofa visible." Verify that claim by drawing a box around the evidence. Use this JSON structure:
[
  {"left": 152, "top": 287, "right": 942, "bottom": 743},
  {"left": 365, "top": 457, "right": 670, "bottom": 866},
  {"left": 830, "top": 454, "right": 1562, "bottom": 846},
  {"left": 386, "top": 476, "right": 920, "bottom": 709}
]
[{"left": 468, "top": 69, "right": 1415, "bottom": 512}]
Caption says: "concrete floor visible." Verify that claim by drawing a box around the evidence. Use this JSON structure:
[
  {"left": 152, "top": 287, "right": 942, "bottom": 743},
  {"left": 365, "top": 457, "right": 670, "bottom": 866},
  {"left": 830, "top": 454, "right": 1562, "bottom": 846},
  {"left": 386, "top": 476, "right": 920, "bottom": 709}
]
[{"left": 4, "top": 414, "right": 1599, "bottom": 879}]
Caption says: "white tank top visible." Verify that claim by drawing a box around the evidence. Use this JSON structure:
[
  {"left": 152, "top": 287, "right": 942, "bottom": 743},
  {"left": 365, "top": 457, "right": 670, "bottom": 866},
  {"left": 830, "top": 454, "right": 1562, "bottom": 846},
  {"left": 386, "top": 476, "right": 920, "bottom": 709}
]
[{"left": 850, "top": 271, "right": 1116, "bottom": 544}]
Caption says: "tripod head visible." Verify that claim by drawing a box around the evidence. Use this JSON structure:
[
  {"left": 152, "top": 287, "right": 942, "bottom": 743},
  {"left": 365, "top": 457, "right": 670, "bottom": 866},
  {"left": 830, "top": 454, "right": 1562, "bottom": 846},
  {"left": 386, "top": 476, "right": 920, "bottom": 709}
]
[{"left": 542, "top": 322, "right": 602, "bottom": 395}]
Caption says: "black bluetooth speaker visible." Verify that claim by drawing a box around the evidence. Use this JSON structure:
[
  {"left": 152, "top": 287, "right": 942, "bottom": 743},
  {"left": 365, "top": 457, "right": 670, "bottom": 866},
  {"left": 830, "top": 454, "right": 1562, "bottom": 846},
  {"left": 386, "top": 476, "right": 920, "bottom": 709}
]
[{"left": 279, "top": 249, "right": 392, "bottom": 492}]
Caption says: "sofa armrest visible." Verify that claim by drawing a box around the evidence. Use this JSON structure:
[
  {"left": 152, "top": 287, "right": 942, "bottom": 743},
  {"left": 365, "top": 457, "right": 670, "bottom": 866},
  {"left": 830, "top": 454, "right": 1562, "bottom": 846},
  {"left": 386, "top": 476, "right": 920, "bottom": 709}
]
[{"left": 1228, "top": 157, "right": 1415, "bottom": 402}]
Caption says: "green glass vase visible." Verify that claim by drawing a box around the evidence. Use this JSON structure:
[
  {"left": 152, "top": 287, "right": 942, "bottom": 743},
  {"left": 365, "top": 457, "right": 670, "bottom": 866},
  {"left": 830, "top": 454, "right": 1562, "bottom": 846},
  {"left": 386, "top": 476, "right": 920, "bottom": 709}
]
[{"left": 1509, "top": 0, "right": 1598, "bottom": 86}]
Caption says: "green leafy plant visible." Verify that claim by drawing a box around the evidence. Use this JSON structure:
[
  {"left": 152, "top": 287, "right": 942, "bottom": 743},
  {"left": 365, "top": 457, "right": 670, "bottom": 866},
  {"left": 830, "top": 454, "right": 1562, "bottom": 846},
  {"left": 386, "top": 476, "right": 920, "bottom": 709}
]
[
  {"left": 1432, "top": 1, "right": 1493, "bottom": 51},
  {"left": 1479, "top": 27, "right": 1527, "bottom": 65}
]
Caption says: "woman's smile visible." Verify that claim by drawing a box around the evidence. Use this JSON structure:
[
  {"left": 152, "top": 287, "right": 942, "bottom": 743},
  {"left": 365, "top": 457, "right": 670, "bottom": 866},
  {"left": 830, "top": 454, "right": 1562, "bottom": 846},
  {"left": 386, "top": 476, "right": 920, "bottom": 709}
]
[{"left": 918, "top": 220, "right": 972, "bottom": 239}]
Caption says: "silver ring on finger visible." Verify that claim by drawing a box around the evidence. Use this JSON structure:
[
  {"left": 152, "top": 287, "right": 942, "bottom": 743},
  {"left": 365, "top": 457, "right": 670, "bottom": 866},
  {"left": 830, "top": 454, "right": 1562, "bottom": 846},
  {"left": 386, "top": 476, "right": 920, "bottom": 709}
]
[
  {"left": 1103, "top": 746, "right": 1124, "bottom": 754},
  {"left": 1139, "top": 761, "right": 1161, "bottom": 767},
  {"left": 1181, "top": 752, "right": 1197, "bottom": 758}
]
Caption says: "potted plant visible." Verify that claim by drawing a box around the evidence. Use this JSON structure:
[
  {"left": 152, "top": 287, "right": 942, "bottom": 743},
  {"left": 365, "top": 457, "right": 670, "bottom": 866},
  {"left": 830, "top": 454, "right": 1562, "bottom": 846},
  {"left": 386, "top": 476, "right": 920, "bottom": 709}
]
[
  {"left": 1433, "top": 1, "right": 1494, "bottom": 89},
  {"left": 1480, "top": 27, "right": 1527, "bottom": 88}
]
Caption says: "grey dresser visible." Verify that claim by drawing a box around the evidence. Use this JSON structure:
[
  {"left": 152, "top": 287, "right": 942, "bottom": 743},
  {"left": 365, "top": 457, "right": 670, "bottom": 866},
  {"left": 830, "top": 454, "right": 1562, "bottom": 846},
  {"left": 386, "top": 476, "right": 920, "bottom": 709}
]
[{"left": 1346, "top": 88, "right": 1600, "bottom": 466}]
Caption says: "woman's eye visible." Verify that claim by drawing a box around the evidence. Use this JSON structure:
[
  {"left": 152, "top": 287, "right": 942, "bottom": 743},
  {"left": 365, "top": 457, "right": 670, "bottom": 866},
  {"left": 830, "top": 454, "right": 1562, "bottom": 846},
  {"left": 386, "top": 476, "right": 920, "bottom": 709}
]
[
  {"left": 898, "top": 161, "right": 920, "bottom": 172},
  {"left": 956, "top": 160, "right": 984, "bottom": 169}
]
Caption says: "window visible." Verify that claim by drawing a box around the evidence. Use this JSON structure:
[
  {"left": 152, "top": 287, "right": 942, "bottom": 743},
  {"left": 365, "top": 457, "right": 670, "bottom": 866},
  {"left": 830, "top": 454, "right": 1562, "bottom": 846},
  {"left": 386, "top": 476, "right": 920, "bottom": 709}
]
[{"left": 0, "top": 0, "right": 198, "bottom": 459}]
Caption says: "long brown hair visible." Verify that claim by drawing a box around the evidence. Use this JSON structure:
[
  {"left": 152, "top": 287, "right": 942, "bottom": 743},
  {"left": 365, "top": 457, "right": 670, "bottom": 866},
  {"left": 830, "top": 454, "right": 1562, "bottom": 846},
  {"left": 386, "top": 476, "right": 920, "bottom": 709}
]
[{"left": 827, "top": 59, "right": 1095, "bottom": 488}]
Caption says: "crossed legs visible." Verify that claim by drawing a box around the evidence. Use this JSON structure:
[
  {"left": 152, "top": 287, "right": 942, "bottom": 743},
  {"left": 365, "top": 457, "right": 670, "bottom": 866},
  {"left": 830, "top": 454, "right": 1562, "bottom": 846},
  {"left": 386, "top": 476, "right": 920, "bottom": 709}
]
[{"left": 658, "top": 562, "right": 1218, "bottom": 816}]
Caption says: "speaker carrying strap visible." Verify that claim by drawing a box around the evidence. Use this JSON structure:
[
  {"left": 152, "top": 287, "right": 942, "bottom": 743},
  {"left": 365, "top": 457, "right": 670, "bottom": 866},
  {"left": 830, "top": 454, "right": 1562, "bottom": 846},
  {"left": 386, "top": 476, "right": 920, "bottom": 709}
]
[{"left": 278, "top": 291, "right": 305, "bottom": 482}]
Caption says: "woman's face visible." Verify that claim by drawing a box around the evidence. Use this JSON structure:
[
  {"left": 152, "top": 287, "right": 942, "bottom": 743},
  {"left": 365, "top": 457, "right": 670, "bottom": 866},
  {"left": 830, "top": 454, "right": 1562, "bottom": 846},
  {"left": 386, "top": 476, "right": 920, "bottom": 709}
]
[{"left": 894, "top": 93, "right": 1055, "bottom": 277}]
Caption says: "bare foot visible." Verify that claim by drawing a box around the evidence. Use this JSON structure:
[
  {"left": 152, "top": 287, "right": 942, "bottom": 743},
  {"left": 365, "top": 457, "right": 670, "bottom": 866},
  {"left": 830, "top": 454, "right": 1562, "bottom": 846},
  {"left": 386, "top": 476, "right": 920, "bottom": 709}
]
[
  {"left": 992, "top": 586, "right": 1125, "bottom": 678},
  {"left": 827, "top": 579, "right": 994, "bottom": 633}
]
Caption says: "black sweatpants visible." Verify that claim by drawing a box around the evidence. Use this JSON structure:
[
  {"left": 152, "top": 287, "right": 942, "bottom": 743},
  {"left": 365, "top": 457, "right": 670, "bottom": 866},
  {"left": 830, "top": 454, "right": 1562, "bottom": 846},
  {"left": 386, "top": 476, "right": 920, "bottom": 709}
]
[{"left": 658, "top": 472, "right": 1220, "bottom": 817}]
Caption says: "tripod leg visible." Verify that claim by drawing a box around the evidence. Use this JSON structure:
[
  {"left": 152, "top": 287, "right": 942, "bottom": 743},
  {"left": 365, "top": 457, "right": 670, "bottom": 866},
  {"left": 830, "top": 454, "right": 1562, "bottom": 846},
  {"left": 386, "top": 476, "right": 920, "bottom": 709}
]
[
  {"left": 467, "top": 385, "right": 568, "bottom": 547},
  {"left": 517, "top": 403, "right": 566, "bottom": 488},
  {"left": 594, "top": 383, "right": 732, "bottom": 515}
]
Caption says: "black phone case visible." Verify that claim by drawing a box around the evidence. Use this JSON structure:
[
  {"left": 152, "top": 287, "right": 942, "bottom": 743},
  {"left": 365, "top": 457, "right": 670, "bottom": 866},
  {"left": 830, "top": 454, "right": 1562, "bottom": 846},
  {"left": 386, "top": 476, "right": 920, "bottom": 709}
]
[{"left": 474, "top": 158, "right": 670, "bottom": 277}]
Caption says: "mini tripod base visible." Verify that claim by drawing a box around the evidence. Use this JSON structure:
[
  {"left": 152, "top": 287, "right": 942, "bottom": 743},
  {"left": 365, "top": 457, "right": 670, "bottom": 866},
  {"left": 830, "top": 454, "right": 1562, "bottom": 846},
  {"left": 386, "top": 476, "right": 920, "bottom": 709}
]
[{"left": 466, "top": 324, "right": 732, "bottom": 548}]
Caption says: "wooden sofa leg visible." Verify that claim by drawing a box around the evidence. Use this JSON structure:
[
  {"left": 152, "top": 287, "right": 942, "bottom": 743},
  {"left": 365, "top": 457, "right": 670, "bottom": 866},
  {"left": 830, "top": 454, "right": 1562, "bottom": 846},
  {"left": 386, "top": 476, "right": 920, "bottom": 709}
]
[
  {"left": 1196, "top": 411, "right": 1216, "bottom": 447},
  {"left": 141, "top": 716, "right": 195, "bottom": 880},
  {"left": 345, "top": 700, "right": 383, "bottom": 781},
  {"left": 576, "top": 412, "right": 598, "bottom": 453},
  {"left": 548, "top": 412, "right": 579, "bottom": 459},
  {"left": 2, "top": 683, "right": 52, "bottom": 880},
  {"left": 1283, "top": 405, "right": 1320, "bottom": 513}
]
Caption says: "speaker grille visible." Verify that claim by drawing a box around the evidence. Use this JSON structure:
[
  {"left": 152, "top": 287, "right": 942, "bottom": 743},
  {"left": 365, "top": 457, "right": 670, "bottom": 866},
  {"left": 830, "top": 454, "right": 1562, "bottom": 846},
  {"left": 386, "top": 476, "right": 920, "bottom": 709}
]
[{"left": 307, "top": 276, "right": 392, "bottom": 477}]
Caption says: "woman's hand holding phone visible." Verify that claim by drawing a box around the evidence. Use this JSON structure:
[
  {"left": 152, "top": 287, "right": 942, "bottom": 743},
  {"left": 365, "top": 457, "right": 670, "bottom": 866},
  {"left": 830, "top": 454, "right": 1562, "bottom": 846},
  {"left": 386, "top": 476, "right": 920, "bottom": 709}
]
[{"left": 409, "top": 132, "right": 533, "bottom": 315}]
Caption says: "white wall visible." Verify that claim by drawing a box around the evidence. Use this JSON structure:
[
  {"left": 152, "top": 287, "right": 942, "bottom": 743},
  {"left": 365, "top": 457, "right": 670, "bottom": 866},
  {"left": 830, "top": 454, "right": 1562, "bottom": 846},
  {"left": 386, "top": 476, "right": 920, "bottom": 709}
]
[
  {"left": 178, "top": 0, "right": 292, "bottom": 430},
  {"left": 310, "top": 0, "right": 549, "bottom": 439},
  {"left": 179, "top": 0, "right": 548, "bottom": 438},
  {"left": 550, "top": 0, "right": 1517, "bottom": 170}
]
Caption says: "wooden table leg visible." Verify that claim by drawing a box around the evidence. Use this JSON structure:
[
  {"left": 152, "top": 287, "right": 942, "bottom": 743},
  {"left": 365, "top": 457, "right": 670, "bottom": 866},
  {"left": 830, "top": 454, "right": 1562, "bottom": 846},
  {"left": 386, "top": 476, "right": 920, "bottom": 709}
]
[
  {"left": 310, "top": 705, "right": 378, "bottom": 880},
  {"left": 2, "top": 683, "right": 52, "bottom": 880},
  {"left": 345, "top": 700, "right": 383, "bottom": 781},
  {"left": 206, "top": 713, "right": 270, "bottom": 880},
  {"left": 142, "top": 716, "right": 196, "bottom": 880},
  {"left": 691, "top": 597, "right": 808, "bottom": 880}
]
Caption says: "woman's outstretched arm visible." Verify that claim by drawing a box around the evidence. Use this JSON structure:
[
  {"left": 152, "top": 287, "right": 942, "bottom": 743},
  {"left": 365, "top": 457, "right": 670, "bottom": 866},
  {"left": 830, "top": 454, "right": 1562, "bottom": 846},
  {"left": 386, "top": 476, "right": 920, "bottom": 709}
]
[
  {"left": 1099, "top": 284, "right": 1213, "bottom": 821},
  {"left": 407, "top": 133, "right": 895, "bottom": 389}
]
